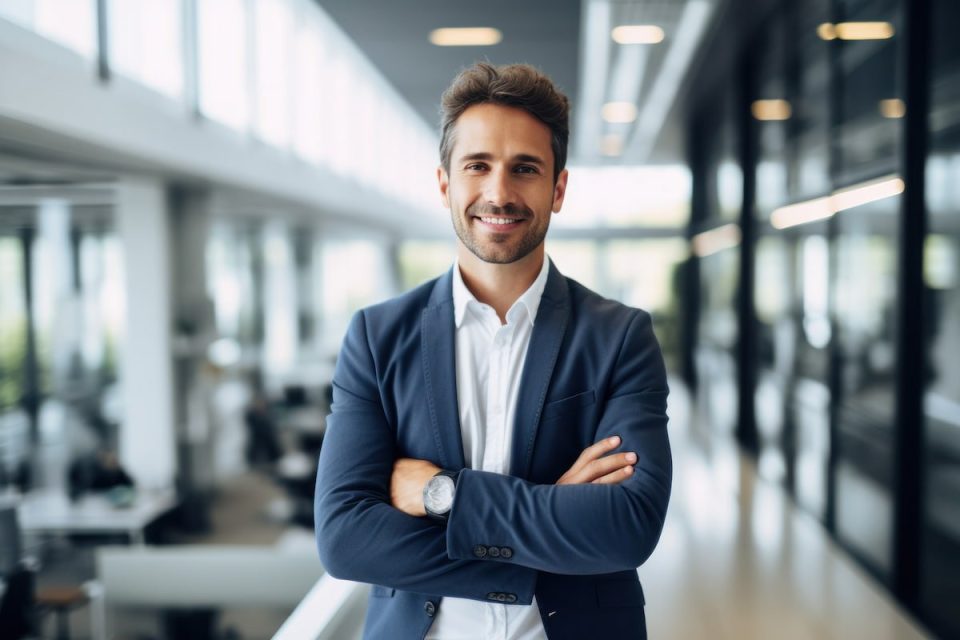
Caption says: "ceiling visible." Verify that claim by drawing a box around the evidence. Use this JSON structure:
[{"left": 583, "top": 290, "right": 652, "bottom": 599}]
[
  {"left": 317, "top": 0, "right": 581, "bottom": 143},
  {"left": 316, "top": 0, "right": 720, "bottom": 166}
]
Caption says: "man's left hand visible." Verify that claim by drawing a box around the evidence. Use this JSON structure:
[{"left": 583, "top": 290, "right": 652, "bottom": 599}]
[{"left": 391, "top": 458, "right": 441, "bottom": 516}]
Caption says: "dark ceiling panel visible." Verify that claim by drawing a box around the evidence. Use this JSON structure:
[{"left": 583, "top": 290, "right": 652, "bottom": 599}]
[{"left": 316, "top": 0, "right": 581, "bottom": 135}]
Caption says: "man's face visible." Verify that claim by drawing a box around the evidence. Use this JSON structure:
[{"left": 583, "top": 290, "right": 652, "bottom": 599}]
[{"left": 438, "top": 103, "right": 568, "bottom": 265}]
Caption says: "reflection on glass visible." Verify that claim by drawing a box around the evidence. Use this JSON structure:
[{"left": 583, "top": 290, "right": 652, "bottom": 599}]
[
  {"left": 754, "top": 235, "right": 790, "bottom": 482},
  {"left": 834, "top": 0, "right": 901, "bottom": 181},
  {"left": 832, "top": 195, "right": 900, "bottom": 578}
]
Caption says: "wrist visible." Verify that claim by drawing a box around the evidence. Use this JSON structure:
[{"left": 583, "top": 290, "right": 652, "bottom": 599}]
[{"left": 423, "top": 469, "right": 459, "bottom": 523}]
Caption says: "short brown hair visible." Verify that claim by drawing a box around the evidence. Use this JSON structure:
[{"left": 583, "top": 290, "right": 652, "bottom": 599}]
[{"left": 439, "top": 62, "right": 570, "bottom": 182}]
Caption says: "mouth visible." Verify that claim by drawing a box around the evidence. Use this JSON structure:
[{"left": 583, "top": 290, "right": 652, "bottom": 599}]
[{"left": 471, "top": 215, "right": 527, "bottom": 230}]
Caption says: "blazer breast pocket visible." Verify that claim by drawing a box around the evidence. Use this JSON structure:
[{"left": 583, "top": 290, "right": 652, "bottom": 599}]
[{"left": 540, "top": 389, "right": 596, "bottom": 424}]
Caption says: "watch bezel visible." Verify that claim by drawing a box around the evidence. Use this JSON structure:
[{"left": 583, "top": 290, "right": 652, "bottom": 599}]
[{"left": 423, "top": 470, "right": 458, "bottom": 522}]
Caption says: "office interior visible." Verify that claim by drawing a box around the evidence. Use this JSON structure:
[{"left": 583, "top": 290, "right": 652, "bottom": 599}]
[{"left": 0, "top": 0, "right": 956, "bottom": 638}]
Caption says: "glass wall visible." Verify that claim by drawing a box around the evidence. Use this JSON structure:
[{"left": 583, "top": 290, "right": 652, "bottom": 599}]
[
  {"left": 921, "top": 0, "right": 960, "bottom": 634},
  {"left": 0, "top": 197, "right": 122, "bottom": 492},
  {"left": 829, "top": 0, "right": 903, "bottom": 580},
  {"left": 694, "top": 84, "right": 742, "bottom": 437}
]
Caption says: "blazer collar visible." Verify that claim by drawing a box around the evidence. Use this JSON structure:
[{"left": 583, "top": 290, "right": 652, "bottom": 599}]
[
  {"left": 510, "top": 261, "right": 570, "bottom": 478},
  {"left": 422, "top": 268, "right": 466, "bottom": 470}
]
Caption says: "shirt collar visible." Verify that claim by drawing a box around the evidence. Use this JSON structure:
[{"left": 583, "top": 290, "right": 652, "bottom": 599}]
[{"left": 452, "top": 256, "right": 551, "bottom": 329}]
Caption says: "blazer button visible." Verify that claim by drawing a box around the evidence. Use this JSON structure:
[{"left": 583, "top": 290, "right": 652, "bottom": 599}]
[
  {"left": 473, "top": 545, "right": 487, "bottom": 558},
  {"left": 496, "top": 593, "right": 507, "bottom": 602},
  {"left": 487, "top": 592, "right": 499, "bottom": 601},
  {"left": 424, "top": 601, "right": 436, "bottom": 617},
  {"left": 487, "top": 546, "right": 500, "bottom": 558},
  {"left": 505, "top": 593, "right": 517, "bottom": 603},
  {"left": 500, "top": 547, "right": 513, "bottom": 559}
]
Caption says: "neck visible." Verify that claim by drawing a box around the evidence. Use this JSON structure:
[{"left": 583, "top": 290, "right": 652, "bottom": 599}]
[{"left": 457, "top": 245, "right": 545, "bottom": 324}]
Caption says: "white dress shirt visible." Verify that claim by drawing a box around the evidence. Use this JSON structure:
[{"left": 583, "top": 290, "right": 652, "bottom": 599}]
[{"left": 425, "top": 257, "right": 551, "bottom": 640}]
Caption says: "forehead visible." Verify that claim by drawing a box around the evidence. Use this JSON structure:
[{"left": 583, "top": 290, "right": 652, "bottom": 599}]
[{"left": 451, "top": 103, "right": 553, "bottom": 159}]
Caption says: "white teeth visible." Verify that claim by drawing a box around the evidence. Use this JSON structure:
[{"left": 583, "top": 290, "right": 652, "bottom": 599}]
[{"left": 480, "top": 217, "right": 519, "bottom": 225}]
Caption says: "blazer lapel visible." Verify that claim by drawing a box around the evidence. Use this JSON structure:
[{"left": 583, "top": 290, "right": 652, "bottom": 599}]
[
  {"left": 421, "top": 269, "right": 467, "bottom": 470},
  {"left": 510, "top": 261, "right": 570, "bottom": 479}
]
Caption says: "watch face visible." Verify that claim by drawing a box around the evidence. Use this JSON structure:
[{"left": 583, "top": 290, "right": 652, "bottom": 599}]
[{"left": 424, "top": 475, "right": 455, "bottom": 514}]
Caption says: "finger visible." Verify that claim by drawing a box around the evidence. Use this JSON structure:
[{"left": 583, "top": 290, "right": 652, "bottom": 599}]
[
  {"left": 573, "top": 435, "right": 622, "bottom": 469},
  {"left": 581, "top": 451, "right": 637, "bottom": 482},
  {"left": 591, "top": 465, "right": 634, "bottom": 485}
]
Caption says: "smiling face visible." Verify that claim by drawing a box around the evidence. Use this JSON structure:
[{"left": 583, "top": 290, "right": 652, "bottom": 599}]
[{"left": 438, "top": 103, "right": 568, "bottom": 266}]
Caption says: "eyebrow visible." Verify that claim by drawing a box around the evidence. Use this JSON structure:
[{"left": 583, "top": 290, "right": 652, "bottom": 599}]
[{"left": 457, "top": 152, "right": 547, "bottom": 167}]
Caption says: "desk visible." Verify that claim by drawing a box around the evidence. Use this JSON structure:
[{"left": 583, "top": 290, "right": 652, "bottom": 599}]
[{"left": 18, "top": 489, "right": 176, "bottom": 545}]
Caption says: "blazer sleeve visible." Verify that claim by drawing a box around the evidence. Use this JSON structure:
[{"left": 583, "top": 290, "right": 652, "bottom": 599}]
[
  {"left": 314, "top": 310, "right": 538, "bottom": 603},
  {"left": 444, "top": 310, "right": 672, "bottom": 575}
]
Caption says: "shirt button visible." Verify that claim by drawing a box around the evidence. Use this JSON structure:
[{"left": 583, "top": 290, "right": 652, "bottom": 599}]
[
  {"left": 424, "top": 601, "right": 436, "bottom": 617},
  {"left": 487, "top": 546, "right": 500, "bottom": 558},
  {"left": 473, "top": 545, "right": 487, "bottom": 558},
  {"left": 500, "top": 547, "right": 513, "bottom": 559}
]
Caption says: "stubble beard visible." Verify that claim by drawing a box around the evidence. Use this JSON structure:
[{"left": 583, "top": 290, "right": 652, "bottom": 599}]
[{"left": 452, "top": 201, "right": 548, "bottom": 265}]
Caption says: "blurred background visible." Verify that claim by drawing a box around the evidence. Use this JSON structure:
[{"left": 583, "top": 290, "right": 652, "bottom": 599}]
[{"left": 0, "top": 0, "right": 957, "bottom": 638}]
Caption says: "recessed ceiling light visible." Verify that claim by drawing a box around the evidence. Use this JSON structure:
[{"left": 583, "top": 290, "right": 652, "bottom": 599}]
[
  {"left": 602, "top": 102, "right": 637, "bottom": 123},
  {"left": 879, "top": 98, "right": 906, "bottom": 118},
  {"left": 751, "top": 99, "right": 792, "bottom": 121},
  {"left": 817, "top": 21, "right": 894, "bottom": 41},
  {"left": 611, "top": 25, "right": 665, "bottom": 44},
  {"left": 429, "top": 27, "right": 502, "bottom": 47},
  {"left": 600, "top": 135, "right": 624, "bottom": 156}
]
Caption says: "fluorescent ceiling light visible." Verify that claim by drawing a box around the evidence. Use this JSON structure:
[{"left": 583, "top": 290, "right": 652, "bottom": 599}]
[
  {"left": 771, "top": 176, "right": 905, "bottom": 229},
  {"left": 879, "top": 98, "right": 906, "bottom": 118},
  {"left": 751, "top": 99, "right": 792, "bottom": 121},
  {"left": 429, "top": 27, "right": 502, "bottom": 46},
  {"left": 692, "top": 223, "right": 741, "bottom": 257},
  {"left": 817, "top": 22, "right": 895, "bottom": 41},
  {"left": 612, "top": 25, "right": 665, "bottom": 44},
  {"left": 602, "top": 101, "right": 637, "bottom": 123}
]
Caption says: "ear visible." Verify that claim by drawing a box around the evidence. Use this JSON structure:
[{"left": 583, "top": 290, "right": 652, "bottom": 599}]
[
  {"left": 437, "top": 166, "right": 451, "bottom": 209},
  {"left": 551, "top": 168, "right": 569, "bottom": 213}
]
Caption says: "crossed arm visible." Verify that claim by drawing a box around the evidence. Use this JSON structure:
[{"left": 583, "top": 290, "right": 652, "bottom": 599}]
[
  {"left": 390, "top": 435, "right": 638, "bottom": 516},
  {"left": 314, "top": 310, "right": 671, "bottom": 603}
]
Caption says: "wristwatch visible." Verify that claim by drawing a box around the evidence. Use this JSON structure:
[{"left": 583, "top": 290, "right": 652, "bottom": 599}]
[{"left": 423, "top": 469, "right": 459, "bottom": 523}]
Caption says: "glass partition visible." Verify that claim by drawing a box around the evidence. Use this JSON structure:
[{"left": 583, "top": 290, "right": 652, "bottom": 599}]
[{"left": 920, "top": 0, "right": 960, "bottom": 633}]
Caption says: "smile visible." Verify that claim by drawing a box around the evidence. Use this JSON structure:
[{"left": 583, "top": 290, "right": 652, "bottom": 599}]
[{"left": 477, "top": 217, "right": 523, "bottom": 225}]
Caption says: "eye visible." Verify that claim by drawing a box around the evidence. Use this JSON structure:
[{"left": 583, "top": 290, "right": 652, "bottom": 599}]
[
  {"left": 465, "top": 162, "right": 488, "bottom": 171},
  {"left": 514, "top": 165, "right": 539, "bottom": 175}
]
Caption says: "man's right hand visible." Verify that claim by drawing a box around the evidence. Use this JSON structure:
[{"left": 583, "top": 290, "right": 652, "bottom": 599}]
[{"left": 556, "top": 436, "right": 637, "bottom": 485}]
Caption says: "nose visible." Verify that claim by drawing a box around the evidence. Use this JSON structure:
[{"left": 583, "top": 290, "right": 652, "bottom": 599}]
[{"left": 482, "top": 167, "right": 516, "bottom": 209}]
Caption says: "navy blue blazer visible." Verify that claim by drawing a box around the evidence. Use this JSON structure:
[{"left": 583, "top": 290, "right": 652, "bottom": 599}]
[{"left": 315, "top": 262, "right": 671, "bottom": 639}]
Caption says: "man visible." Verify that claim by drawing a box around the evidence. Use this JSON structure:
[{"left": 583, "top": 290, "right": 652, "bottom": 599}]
[{"left": 315, "top": 62, "right": 671, "bottom": 640}]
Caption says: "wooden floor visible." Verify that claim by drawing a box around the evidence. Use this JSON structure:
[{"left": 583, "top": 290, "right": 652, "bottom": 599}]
[{"left": 638, "top": 383, "right": 931, "bottom": 640}]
